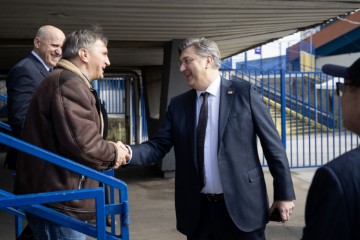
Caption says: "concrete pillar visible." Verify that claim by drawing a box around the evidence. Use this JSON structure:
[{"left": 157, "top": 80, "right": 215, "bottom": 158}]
[
  {"left": 141, "top": 66, "right": 163, "bottom": 137},
  {"left": 157, "top": 39, "right": 189, "bottom": 178}
]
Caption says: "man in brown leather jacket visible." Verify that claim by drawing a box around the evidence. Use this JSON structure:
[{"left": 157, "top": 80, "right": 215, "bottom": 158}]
[{"left": 15, "top": 27, "right": 129, "bottom": 240}]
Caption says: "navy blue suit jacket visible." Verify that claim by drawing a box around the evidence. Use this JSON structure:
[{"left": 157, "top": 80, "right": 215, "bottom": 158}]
[
  {"left": 302, "top": 147, "right": 360, "bottom": 240},
  {"left": 131, "top": 78, "right": 295, "bottom": 235},
  {"left": 5, "top": 54, "right": 48, "bottom": 168}
]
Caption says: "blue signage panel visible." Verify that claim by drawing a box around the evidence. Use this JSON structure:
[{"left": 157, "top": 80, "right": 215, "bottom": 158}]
[{"left": 254, "top": 47, "right": 261, "bottom": 54}]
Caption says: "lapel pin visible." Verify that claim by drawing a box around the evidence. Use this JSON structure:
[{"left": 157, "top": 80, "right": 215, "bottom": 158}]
[{"left": 227, "top": 88, "right": 234, "bottom": 95}]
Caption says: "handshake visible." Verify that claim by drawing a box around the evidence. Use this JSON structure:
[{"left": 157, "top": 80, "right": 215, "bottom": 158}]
[{"left": 111, "top": 141, "right": 131, "bottom": 169}]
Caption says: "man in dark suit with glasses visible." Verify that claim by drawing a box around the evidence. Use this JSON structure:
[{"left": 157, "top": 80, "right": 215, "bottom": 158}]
[
  {"left": 302, "top": 57, "right": 360, "bottom": 240},
  {"left": 127, "top": 37, "right": 295, "bottom": 240}
]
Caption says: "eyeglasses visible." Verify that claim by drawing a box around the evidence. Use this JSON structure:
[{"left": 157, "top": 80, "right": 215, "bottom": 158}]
[
  {"left": 336, "top": 82, "right": 353, "bottom": 97},
  {"left": 178, "top": 57, "right": 194, "bottom": 67}
]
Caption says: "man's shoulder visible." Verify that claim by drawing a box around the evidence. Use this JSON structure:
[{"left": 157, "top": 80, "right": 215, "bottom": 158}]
[
  {"left": 58, "top": 69, "right": 84, "bottom": 85},
  {"left": 225, "top": 79, "right": 252, "bottom": 91},
  {"left": 320, "top": 147, "right": 360, "bottom": 179},
  {"left": 329, "top": 147, "right": 360, "bottom": 166},
  {"left": 164, "top": 89, "right": 195, "bottom": 110},
  {"left": 221, "top": 79, "right": 255, "bottom": 99},
  {"left": 227, "top": 78, "right": 249, "bottom": 85},
  {"left": 13, "top": 54, "right": 37, "bottom": 66},
  {"left": 8, "top": 55, "right": 40, "bottom": 73},
  {"left": 173, "top": 89, "right": 195, "bottom": 101}
]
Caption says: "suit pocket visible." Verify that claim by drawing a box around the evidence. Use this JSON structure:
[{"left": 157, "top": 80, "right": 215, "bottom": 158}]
[
  {"left": 248, "top": 167, "right": 264, "bottom": 183},
  {"left": 227, "top": 114, "right": 244, "bottom": 130},
  {"left": 229, "top": 113, "right": 243, "bottom": 121}
]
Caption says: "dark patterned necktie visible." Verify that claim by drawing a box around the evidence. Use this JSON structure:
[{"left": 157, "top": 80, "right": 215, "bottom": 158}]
[{"left": 197, "top": 92, "right": 209, "bottom": 189}]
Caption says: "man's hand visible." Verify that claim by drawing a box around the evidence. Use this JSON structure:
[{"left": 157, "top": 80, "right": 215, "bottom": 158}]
[
  {"left": 112, "top": 141, "right": 130, "bottom": 169},
  {"left": 269, "top": 200, "right": 295, "bottom": 223}
]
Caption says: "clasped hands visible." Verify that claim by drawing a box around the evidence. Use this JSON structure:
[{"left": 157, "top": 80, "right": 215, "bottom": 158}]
[{"left": 112, "top": 141, "right": 131, "bottom": 169}]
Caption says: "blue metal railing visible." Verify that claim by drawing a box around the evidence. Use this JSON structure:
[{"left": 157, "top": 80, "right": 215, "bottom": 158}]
[
  {"left": 221, "top": 69, "right": 336, "bottom": 128},
  {"left": 220, "top": 68, "right": 359, "bottom": 168},
  {"left": 0, "top": 94, "right": 11, "bottom": 132},
  {"left": 0, "top": 94, "right": 7, "bottom": 101},
  {"left": 0, "top": 94, "right": 129, "bottom": 239}
]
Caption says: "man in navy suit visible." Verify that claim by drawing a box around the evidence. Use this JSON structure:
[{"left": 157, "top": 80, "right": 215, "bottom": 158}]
[
  {"left": 5, "top": 25, "right": 65, "bottom": 170},
  {"left": 128, "top": 37, "right": 295, "bottom": 239},
  {"left": 5, "top": 25, "right": 64, "bottom": 240},
  {"left": 302, "top": 58, "right": 360, "bottom": 240}
]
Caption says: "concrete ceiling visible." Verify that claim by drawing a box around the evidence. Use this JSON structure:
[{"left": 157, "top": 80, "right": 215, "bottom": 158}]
[{"left": 0, "top": 0, "right": 359, "bottom": 73}]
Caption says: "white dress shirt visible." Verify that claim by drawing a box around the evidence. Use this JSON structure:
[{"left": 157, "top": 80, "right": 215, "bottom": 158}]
[
  {"left": 31, "top": 50, "right": 52, "bottom": 72},
  {"left": 196, "top": 75, "right": 223, "bottom": 194}
]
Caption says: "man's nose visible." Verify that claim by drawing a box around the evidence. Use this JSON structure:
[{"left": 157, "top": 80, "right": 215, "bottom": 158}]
[
  {"left": 179, "top": 63, "right": 186, "bottom": 72},
  {"left": 55, "top": 48, "right": 62, "bottom": 56}
]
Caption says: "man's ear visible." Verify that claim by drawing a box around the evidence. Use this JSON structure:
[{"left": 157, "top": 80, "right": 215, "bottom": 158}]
[
  {"left": 34, "top": 37, "right": 41, "bottom": 49},
  {"left": 206, "top": 55, "right": 212, "bottom": 69},
  {"left": 78, "top": 48, "right": 89, "bottom": 63}
]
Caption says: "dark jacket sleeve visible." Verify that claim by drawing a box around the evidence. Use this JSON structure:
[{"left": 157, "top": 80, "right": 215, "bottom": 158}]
[{"left": 248, "top": 85, "right": 295, "bottom": 200}]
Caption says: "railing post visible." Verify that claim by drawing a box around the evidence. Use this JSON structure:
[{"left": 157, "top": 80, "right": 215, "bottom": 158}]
[
  {"left": 96, "top": 189, "right": 106, "bottom": 240},
  {"left": 15, "top": 215, "right": 22, "bottom": 238},
  {"left": 121, "top": 200, "right": 130, "bottom": 240},
  {"left": 280, "top": 69, "right": 287, "bottom": 149}
]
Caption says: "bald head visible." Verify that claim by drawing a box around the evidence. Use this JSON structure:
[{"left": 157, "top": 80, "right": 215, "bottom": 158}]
[{"left": 33, "top": 25, "right": 65, "bottom": 68}]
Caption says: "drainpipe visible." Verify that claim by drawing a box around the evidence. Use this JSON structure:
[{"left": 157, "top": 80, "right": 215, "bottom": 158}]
[{"left": 120, "top": 71, "right": 142, "bottom": 144}]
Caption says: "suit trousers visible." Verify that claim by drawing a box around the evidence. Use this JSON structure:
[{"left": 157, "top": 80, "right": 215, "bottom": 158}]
[{"left": 187, "top": 196, "right": 265, "bottom": 240}]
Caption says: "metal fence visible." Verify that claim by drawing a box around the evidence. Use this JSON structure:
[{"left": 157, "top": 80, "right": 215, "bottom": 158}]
[{"left": 220, "top": 69, "right": 360, "bottom": 168}]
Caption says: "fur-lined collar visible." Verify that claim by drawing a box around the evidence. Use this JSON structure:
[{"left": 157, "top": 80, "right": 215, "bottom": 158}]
[
  {"left": 56, "top": 58, "right": 104, "bottom": 136},
  {"left": 56, "top": 59, "right": 92, "bottom": 89}
]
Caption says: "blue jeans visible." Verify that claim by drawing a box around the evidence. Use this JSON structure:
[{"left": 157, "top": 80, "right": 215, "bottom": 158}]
[{"left": 27, "top": 213, "right": 86, "bottom": 240}]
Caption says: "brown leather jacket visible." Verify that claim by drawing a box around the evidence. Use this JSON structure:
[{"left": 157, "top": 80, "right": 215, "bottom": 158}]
[{"left": 15, "top": 59, "right": 118, "bottom": 220}]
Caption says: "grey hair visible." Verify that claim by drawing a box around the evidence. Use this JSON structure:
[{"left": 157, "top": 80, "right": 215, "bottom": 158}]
[
  {"left": 178, "top": 37, "right": 221, "bottom": 69},
  {"left": 62, "top": 26, "right": 108, "bottom": 60}
]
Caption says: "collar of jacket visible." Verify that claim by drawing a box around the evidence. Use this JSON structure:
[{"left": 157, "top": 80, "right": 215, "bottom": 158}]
[
  {"left": 56, "top": 59, "right": 92, "bottom": 89},
  {"left": 56, "top": 59, "right": 105, "bottom": 137}
]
